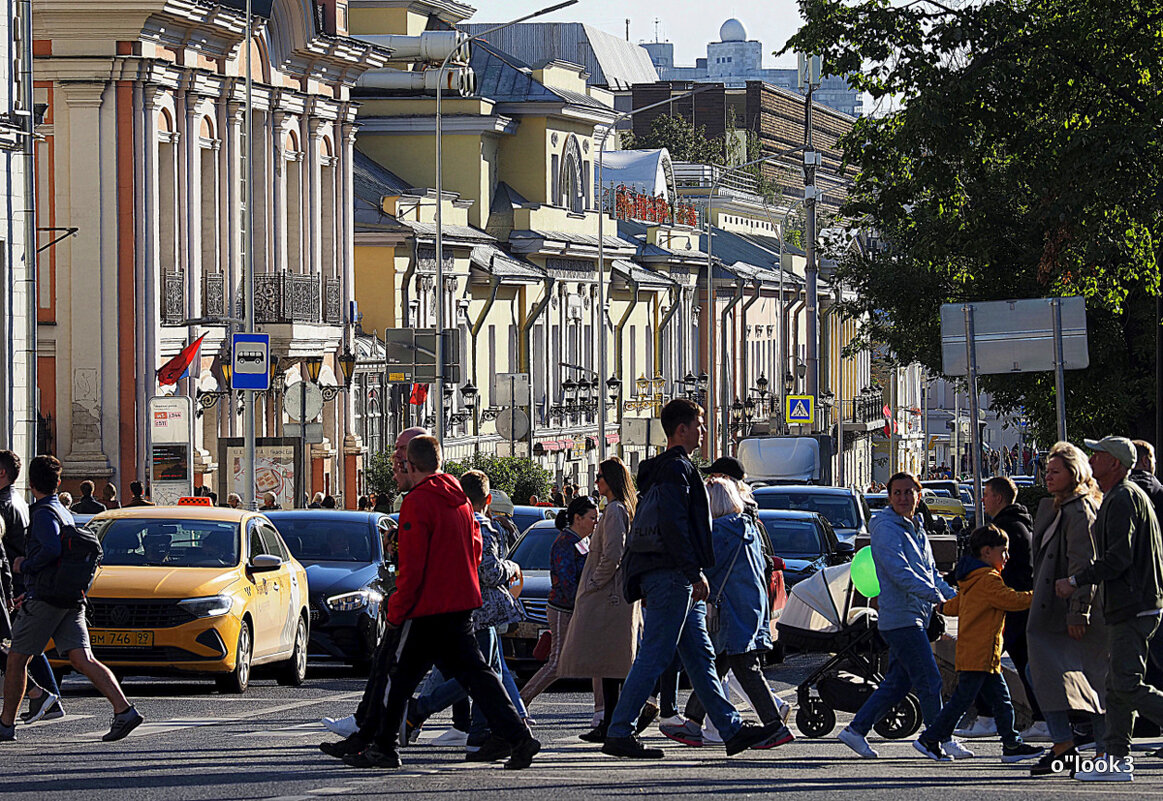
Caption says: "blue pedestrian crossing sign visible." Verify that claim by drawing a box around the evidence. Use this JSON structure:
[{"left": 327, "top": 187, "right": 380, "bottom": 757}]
[{"left": 785, "top": 394, "right": 814, "bottom": 425}]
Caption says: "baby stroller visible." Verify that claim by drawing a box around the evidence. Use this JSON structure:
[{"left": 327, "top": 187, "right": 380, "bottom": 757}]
[{"left": 776, "top": 563, "right": 921, "bottom": 739}]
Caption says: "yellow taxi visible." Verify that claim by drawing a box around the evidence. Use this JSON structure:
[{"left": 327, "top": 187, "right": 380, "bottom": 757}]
[
  {"left": 921, "top": 488, "right": 968, "bottom": 522},
  {"left": 50, "top": 505, "right": 309, "bottom": 693}
]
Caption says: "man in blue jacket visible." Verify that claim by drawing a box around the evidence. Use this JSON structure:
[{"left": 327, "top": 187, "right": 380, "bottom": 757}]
[
  {"left": 839, "top": 471, "right": 959, "bottom": 759},
  {"left": 0, "top": 456, "right": 142, "bottom": 742},
  {"left": 601, "top": 398, "right": 779, "bottom": 759}
]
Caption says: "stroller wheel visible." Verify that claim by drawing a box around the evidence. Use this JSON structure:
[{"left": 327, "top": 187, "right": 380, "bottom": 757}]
[
  {"left": 873, "top": 693, "right": 921, "bottom": 739},
  {"left": 795, "top": 697, "right": 836, "bottom": 739}
]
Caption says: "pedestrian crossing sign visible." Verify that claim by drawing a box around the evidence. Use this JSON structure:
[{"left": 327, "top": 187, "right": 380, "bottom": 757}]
[{"left": 786, "top": 395, "right": 814, "bottom": 425}]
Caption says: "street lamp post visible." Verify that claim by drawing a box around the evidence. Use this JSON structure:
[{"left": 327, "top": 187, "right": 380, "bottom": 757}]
[
  {"left": 434, "top": 0, "right": 578, "bottom": 446},
  {"left": 595, "top": 86, "right": 709, "bottom": 462},
  {"left": 706, "top": 147, "right": 806, "bottom": 457}
]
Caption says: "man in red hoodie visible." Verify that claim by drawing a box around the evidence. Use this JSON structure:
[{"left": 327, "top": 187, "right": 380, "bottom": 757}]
[{"left": 338, "top": 435, "right": 539, "bottom": 770}]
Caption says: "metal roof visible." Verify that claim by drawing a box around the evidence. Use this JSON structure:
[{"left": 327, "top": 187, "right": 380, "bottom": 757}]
[
  {"left": 401, "top": 220, "right": 495, "bottom": 244},
  {"left": 700, "top": 227, "right": 802, "bottom": 286},
  {"left": 611, "top": 259, "right": 675, "bottom": 290},
  {"left": 510, "top": 229, "right": 633, "bottom": 250},
  {"left": 470, "top": 245, "right": 546, "bottom": 282},
  {"left": 469, "top": 42, "right": 609, "bottom": 110},
  {"left": 353, "top": 148, "right": 412, "bottom": 205},
  {"left": 460, "top": 22, "right": 659, "bottom": 90}
]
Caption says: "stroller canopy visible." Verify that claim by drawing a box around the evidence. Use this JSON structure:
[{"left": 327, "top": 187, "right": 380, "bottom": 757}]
[{"left": 780, "top": 563, "right": 868, "bottom": 635}]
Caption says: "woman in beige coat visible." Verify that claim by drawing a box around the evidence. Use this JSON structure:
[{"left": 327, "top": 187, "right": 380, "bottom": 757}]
[
  {"left": 1026, "top": 441, "right": 1108, "bottom": 776},
  {"left": 558, "top": 456, "right": 643, "bottom": 742}
]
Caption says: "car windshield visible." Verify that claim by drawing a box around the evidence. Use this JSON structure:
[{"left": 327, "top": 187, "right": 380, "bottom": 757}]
[
  {"left": 930, "top": 489, "right": 953, "bottom": 498},
  {"left": 95, "top": 519, "right": 240, "bottom": 567},
  {"left": 510, "top": 526, "right": 558, "bottom": 570},
  {"left": 866, "top": 495, "right": 889, "bottom": 510},
  {"left": 761, "top": 519, "right": 825, "bottom": 559},
  {"left": 270, "top": 518, "right": 375, "bottom": 563},
  {"left": 756, "top": 493, "right": 859, "bottom": 529}
]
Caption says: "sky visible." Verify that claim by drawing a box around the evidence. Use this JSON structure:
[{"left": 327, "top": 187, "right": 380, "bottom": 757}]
[{"left": 469, "top": 0, "right": 808, "bottom": 68}]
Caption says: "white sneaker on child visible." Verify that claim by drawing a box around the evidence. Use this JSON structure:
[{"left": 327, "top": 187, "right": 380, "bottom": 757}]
[
  {"left": 954, "top": 716, "right": 997, "bottom": 738},
  {"left": 942, "top": 739, "right": 976, "bottom": 759},
  {"left": 321, "top": 715, "right": 358, "bottom": 737}
]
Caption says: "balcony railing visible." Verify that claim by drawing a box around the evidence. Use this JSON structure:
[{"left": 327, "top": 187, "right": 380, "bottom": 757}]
[
  {"left": 846, "top": 391, "right": 885, "bottom": 425},
  {"left": 162, "top": 270, "right": 185, "bottom": 325},
  {"left": 324, "top": 277, "right": 342, "bottom": 325},
  {"left": 253, "top": 271, "right": 327, "bottom": 324},
  {"left": 203, "top": 272, "right": 225, "bottom": 319}
]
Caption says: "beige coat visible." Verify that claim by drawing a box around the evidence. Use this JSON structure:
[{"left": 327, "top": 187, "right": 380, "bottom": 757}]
[
  {"left": 1026, "top": 492, "right": 1108, "bottom": 714},
  {"left": 557, "top": 501, "right": 643, "bottom": 679}
]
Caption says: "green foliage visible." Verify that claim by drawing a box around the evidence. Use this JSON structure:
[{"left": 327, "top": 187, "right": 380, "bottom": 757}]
[
  {"left": 364, "top": 450, "right": 398, "bottom": 508},
  {"left": 786, "top": 0, "right": 1163, "bottom": 444},
  {"left": 624, "top": 114, "right": 726, "bottom": 165},
  {"left": 443, "top": 453, "right": 553, "bottom": 507},
  {"left": 1017, "top": 484, "right": 1050, "bottom": 513}
]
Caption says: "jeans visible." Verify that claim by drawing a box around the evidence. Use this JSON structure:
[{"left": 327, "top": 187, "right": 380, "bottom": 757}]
[
  {"left": 850, "top": 625, "right": 943, "bottom": 736},
  {"left": 1105, "top": 614, "right": 1163, "bottom": 758},
  {"left": 413, "top": 627, "right": 526, "bottom": 739},
  {"left": 28, "top": 653, "right": 59, "bottom": 696},
  {"left": 923, "top": 671, "right": 1020, "bottom": 747},
  {"left": 685, "top": 651, "right": 781, "bottom": 726},
  {"left": 656, "top": 655, "right": 681, "bottom": 717},
  {"left": 977, "top": 611, "right": 1041, "bottom": 721},
  {"left": 607, "top": 569, "right": 741, "bottom": 740}
]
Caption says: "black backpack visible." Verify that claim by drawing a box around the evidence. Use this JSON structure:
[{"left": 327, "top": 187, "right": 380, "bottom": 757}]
[{"left": 34, "top": 505, "right": 103, "bottom": 606}]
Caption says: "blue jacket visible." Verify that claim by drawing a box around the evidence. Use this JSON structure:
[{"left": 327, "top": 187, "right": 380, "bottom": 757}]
[
  {"left": 706, "top": 512, "right": 772, "bottom": 655},
  {"left": 22, "top": 495, "right": 73, "bottom": 600},
  {"left": 548, "top": 527, "right": 587, "bottom": 613},
  {"left": 870, "top": 507, "right": 955, "bottom": 631}
]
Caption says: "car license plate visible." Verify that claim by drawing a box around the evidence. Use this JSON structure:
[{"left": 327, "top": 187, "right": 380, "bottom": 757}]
[{"left": 90, "top": 630, "right": 153, "bottom": 647}]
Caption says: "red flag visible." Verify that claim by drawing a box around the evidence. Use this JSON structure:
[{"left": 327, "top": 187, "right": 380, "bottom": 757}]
[
  {"left": 409, "top": 383, "right": 429, "bottom": 405},
  {"left": 157, "top": 334, "right": 207, "bottom": 386}
]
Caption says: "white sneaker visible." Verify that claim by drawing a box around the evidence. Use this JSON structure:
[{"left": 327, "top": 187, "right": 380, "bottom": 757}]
[
  {"left": 1075, "top": 756, "right": 1134, "bottom": 782},
  {"left": 1019, "top": 721, "right": 1052, "bottom": 743},
  {"left": 430, "top": 727, "right": 468, "bottom": 747},
  {"left": 775, "top": 695, "right": 792, "bottom": 724},
  {"left": 321, "top": 715, "right": 358, "bottom": 737},
  {"left": 838, "top": 726, "right": 879, "bottom": 758},
  {"left": 942, "top": 739, "right": 976, "bottom": 759},
  {"left": 955, "top": 716, "right": 997, "bottom": 738},
  {"left": 702, "top": 718, "right": 723, "bottom": 744},
  {"left": 658, "top": 714, "right": 686, "bottom": 728}
]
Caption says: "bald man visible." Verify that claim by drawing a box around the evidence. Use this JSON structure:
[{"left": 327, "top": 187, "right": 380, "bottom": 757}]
[{"left": 319, "top": 427, "right": 430, "bottom": 739}]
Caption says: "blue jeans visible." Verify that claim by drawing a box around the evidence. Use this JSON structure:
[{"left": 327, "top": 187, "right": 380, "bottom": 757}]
[
  {"left": 28, "top": 653, "right": 59, "bottom": 695},
  {"left": 851, "top": 625, "right": 943, "bottom": 736},
  {"left": 922, "top": 671, "right": 1020, "bottom": 747},
  {"left": 413, "top": 627, "right": 526, "bottom": 738},
  {"left": 607, "top": 568, "right": 741, "bottom": 740}
]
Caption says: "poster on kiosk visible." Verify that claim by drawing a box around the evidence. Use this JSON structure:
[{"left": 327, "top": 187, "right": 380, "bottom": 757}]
[{"left": 148, "top": 395, "right": 195, "bottom": 505}]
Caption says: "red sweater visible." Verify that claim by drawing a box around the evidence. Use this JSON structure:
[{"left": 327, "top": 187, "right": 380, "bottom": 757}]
[{"left": 386, "top": 473, "right": 483, "bottom": 626}]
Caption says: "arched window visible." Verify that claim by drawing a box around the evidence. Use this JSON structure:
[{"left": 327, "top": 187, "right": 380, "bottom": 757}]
[{"left": 559, "top": 135, "right": 584, "bottom": 213}]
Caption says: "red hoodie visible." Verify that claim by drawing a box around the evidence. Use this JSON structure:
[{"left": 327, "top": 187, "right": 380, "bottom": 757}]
[{"left": 386, "top": 472, "right": 483, "bottom": 626}]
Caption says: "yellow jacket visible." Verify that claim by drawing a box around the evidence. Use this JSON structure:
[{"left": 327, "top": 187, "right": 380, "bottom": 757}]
[{"left": 941, "top": 559, "right": 1032, "bottom": 673}]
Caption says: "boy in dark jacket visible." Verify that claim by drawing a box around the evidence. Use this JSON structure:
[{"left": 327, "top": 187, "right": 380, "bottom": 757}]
[{"left": 914, "top": 525, "right": 1042, "bottom": 763}]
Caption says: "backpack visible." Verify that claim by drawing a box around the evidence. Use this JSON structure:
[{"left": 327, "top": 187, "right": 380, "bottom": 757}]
[
  {"left": 34, "top": 505, "right": 103, "bottom": 606},
  {"left": 626, "top": 478, "right": 687, "bottom": 555}
]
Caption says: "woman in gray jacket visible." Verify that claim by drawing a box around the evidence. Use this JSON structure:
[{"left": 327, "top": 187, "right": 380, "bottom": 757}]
[{"left": 1026, "top": 442, "right": 1108, "bottom": 776}]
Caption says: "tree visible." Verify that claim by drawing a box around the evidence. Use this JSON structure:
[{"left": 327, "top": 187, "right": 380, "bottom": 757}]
[
  {"left": 623, "top": 114, "right": 726, "bottom": 166},
  {"left": 364, "top": 451, "right": 398, "bottom": 509},
  {"left": 785, "top": 0, "right": 1163, "bottom": 445},
  {"left": 443, "top": 454, "right": 553, "bottom": 507}
]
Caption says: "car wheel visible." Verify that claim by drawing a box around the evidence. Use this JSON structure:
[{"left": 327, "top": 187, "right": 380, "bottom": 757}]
[
  {"left": 277, "top": 616, "right": 308, "bottom": 687},
  {"left": 217, "top": 620, "right": 252, "bottom": 694}
]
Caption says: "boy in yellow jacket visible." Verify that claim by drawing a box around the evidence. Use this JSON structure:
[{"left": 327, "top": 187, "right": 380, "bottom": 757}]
[{"left": 913, "top": 525, "right": 1044, "bottom": 763}]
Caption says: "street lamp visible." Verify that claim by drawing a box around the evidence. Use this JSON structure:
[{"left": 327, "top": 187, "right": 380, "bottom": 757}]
[
  {"left": 707, "top": 146, "right": 807, "bottom": 456},
  {"left": 434, "top": 0, "right": 579, "bottom": 446},
  {"left": 606, "top": 374, "right": 621, "bottom": 406}
]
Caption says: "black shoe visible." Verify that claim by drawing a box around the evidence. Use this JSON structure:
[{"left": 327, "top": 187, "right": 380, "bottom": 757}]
[
  {"left": 320, "top": 736, "right": 368, "bottom": 758},
  {"left": 504, "top": 736, "right": 541, "bottom": 770},
  {"left": 102, "top": 706, "right": 143, "bottom": 742},
  {"left": 20, "top": 692, "right": 62, "bottom": 724},
  {"left": 1002, "top": 743, "right": 1045, "bottom": 763},
  {"left": 0, "top": 722, "right": 13, "bottom": 742},
  {"left": 724, "top": 721, "right": 781, "bottom": 756},
  {"left": 1030, "top": 747, "right": 1078, "bottom": 777},
  {"left": 579, "top": 725, "right": 608, "bottom": 743},
  {"left": 635, "top": 701, "right": 659, "bottom": 735},
  {"left": 602, "top": 735, "right": 665, "bottom": 759},
  {"left": 343, "top": 744, "right": 401, "bottom": 769},
  {"left": 400, "top": 698, "right": 424, "bottom": 747},
  {"left": 465, "top": 734, "right": 512, "bottom": 762}
]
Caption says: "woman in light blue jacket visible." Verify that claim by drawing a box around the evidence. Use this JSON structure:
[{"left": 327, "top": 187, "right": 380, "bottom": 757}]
[
  {"left": 659, "top": 477, "right": 794, "bottom": 749},
  {"left": 838, "top": 471, "right": 961, "bottom": 760}
]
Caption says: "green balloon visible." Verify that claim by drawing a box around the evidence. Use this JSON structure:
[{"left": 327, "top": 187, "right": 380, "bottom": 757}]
[{"left": 851, "top": 545, "right": 880, "bottom": 598}]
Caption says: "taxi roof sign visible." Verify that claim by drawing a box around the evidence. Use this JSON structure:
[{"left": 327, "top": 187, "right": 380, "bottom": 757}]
[{"left": 177, "top": 496, "right": 213, "bottom": 506}]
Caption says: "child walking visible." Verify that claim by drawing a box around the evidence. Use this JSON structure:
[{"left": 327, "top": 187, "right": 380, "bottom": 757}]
[{"left": 913, "top": 525, "right": 1045, "bottom": 763}]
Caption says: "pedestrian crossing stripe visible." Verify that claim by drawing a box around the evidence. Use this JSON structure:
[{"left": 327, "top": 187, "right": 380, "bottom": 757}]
[{"left": 785, "top": 394, "right": 814, "bottom": 424}]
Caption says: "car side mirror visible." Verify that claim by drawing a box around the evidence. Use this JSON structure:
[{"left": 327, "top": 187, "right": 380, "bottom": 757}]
[
  {"left": 250, "top": 554, "right": 282, "bottom": 571},
  {"left": 836, "top": 540, "right": 856, "bottom": 554}
]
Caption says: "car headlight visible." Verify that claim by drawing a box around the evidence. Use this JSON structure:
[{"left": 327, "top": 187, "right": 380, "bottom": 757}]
[
  {"left": 178, "top": 595, "right": 234, "bottom": 618},
  {"left": 325, "top": 589, "right": 382, "bottom": 611}
]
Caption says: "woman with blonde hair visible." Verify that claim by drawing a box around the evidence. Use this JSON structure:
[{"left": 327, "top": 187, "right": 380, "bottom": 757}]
[
  {"left": 659, "top": 476, "right": 794, "bottom": 749},
  {"left": 558, "top": 456, "right": 645, "bottom": 742},
  {"left": 1026, "top": 441, "right": 1108, "bottom": 776}
]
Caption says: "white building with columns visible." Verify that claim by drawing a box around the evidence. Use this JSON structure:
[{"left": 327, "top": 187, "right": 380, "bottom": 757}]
[{"left": 32, "top": 0, "right": 388, "bottom": 502}]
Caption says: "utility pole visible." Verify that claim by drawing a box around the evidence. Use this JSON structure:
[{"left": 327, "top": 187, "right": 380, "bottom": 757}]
[
  {"left": 243, "top": 0, "right": 256, "bottom": 510},
  {"left": 799, "top": 54, "right": 822, "bottom": 431}
]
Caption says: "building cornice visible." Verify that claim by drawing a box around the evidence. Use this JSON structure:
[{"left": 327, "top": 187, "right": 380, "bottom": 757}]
[{"left": 357, "top": 114, "right": 517, "bottom": 137}]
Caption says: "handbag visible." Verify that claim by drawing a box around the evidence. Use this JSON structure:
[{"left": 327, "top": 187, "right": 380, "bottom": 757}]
[
  {"left": 705, "top": 530, "right": 749, "bottom": 635},
  {"left": 532, "top": 630, "right": 552, "bottom": 661}
]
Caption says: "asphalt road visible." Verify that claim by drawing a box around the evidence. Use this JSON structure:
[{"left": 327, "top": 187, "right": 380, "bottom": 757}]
[{"left": 0, "top": 654, "right": 1157, "bottom": 800}]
